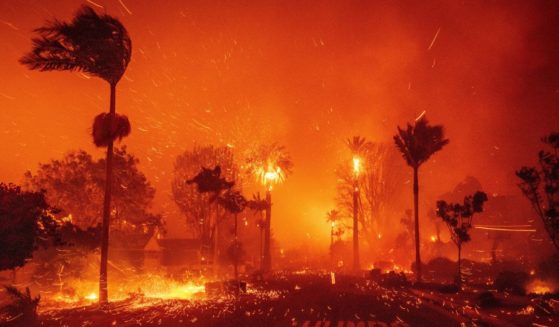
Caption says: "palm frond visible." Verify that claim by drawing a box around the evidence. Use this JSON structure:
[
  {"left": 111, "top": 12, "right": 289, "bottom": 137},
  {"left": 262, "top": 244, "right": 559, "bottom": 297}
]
[
  {"left": 393, "top": 116, "right": 449, "bottom": 168},
  {"left": 20, "top": 5, "right": 131, "bottom": 84}
]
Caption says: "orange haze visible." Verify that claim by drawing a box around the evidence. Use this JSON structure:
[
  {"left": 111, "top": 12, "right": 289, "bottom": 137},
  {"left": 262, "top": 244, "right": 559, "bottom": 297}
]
[{"left": 1, "top": 0, "right": 559, "bottom": 250}]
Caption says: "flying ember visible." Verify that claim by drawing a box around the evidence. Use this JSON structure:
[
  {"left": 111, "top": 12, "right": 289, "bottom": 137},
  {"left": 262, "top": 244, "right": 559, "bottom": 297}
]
[{"left": 0, "top": 1, "right": 559, "bottom": 326}]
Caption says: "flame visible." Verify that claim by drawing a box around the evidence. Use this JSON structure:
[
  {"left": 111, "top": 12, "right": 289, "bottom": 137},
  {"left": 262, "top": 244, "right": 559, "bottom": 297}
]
[
  {"left": 45, "top": 273, "right": 207, "bottom": 308},
  {"left": 352, "top": 156, "right": 361, "bottom": 176},
  {"left": 254, "top": 163, "right": 285, "bottom": 190},
  {"left": 430, "top": 235, "right": 437, "bottom": 242},
  {"left": 527, "top": 280, "right": 555, "bottom": 295},
  {"left": 84, "top": 292, "right": 97, "bottom": 301}
]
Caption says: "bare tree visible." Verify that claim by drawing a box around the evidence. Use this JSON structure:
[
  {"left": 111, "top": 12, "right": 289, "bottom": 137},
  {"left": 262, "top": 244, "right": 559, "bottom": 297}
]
[{"left": 517, "top": 132, "right": 559, "bottom": 251}]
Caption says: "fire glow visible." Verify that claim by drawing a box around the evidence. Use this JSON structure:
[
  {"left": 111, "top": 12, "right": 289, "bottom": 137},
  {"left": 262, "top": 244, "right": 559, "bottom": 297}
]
[
  {"left": 527, "top": 280, "right": 556, "bottom": 295},
  {"left": 44, "top": 274, "right": 207, "bottom": 309}
]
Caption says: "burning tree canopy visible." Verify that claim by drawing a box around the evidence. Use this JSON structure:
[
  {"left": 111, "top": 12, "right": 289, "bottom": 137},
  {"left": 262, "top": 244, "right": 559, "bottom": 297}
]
[
  {"left": 24, "top": 147, "right": 162, "bottom": 231},
  {"left": 245, "top": 143, "right": 293, "bottom": 190},
  {"left": 336, "top": 142, "right": 408, "bottom": 250}
]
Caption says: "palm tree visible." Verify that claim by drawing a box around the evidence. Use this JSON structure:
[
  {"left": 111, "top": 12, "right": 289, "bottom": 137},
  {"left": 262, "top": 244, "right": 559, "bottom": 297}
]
[
  {"left": 346, "top": 136, "right": 371, "bottom": 271},
  {"left": 247, "top": 193, "right": 271, "bottom": 269},
  {"left": 21, "top": 5, "right": 132, "bottom": 304},
  {"left": 393, "top": 116, "right": 448, "bottom": 282},
  {"left": 246, "top": 144, "right": 293, "bottom": 272}
]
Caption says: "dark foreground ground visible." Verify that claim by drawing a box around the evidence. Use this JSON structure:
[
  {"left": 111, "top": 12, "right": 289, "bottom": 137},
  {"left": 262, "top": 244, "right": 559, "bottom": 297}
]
[{"left": 8, "top": 272, "right": 558, "bottom": 327}]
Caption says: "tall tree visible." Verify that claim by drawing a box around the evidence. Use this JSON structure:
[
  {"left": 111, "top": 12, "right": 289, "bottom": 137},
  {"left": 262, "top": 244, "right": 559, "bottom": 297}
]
[
  {"left": 21, "top": 5, "right": 132, "bottom": 304},
  {"left": 436, "top": 191, "right": 488, "bottom": 286},
  {"left": 336, "top": 142, "right": 408, "bottom": 252},
  {"left": 345, "top": 136, "right": 371, "bottom": 271},
  {"left": 246, "top": 143, "right": 293, "bottom": 272},
  {"left": 517, "top": 132, "right": 559, "bottom": 251},
  {"left": 394, "top": 116, "right": 449, "bottom": 282}
]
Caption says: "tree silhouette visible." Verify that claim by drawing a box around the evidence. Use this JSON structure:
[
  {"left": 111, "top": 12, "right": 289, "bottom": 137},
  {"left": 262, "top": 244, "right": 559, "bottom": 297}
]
[
  {"left": 173, "top": 146, "right": 237, "bottom": 242},
  {"left": 394, "top": 116, "right": 449, "bottom": 282},
  {"left": 24, "top": 148, "right": 161, "bottom": 233},
  {"left": 436, "top": 191, "right": 488, "bottom": 286},
  {"left": 246, "top": 192, "right": 270, "bottom": 269},
  {"left": 345, "top": 136, "right": 371, "bottom": 271},
  {"left": 246, "top": 143, "right": 293, "bottom": 272},
  {"left": 187, "top": 164, "right": 237, "bottom": 275},
  {"left": 326, "top": 210, "right": 344, "bottom": 257},
  {"left": 336, "top": 142, "right": 407, "bottom": 254},
  {"left": 21, "top": 5, "right": 132, "bottom": 304},
  {"left": 217, "top": 190, "right": 248, "bottom": 285},
  {"left": 0, "top": 183, "right": 59, "bottom": 271},
  {"left": 517, "top": 132, "right": 559, "bottom": 251}
]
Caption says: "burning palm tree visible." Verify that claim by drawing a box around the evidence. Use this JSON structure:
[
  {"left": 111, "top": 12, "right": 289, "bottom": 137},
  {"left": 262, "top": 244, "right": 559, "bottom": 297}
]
[
  {"left": 346, "top": 136, "right": 371, "bottom": 271},
  {"left": 393, "top": 115, "right": 448, "bottom": 282},
  {"left": 246, "top": 144, "right": 293, "bottom": 272},
  {"left": 20, "top": 5, "right": 132, "bottom": 304}
]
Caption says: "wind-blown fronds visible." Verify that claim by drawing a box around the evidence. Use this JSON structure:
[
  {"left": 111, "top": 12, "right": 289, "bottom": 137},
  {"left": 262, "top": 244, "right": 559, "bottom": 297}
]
[
  {"left": 393, "top": 116, "right": 449, "bottom": 168},
  {"left": 20, "top": 5, "right": 131, "bottom": 85}
]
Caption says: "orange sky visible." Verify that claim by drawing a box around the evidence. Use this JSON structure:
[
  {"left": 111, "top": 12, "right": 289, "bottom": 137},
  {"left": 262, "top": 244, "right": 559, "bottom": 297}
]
[{"left": 1, "top": 0, "right": 559, "bottom": 249}]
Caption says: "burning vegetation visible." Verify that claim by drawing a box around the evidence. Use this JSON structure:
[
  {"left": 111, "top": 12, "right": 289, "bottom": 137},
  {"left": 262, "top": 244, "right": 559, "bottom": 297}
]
[{"left": 1, "top": 1, "right": 559, "bottom": 326}]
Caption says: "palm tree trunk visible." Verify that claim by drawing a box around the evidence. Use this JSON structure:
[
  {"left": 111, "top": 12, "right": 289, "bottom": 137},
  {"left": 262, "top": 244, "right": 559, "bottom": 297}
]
[
  {"left": 353, "top": 179, "right": 360, "bottom": 271},
  {"left": 263, "top": 190, "right": 272, "bottom": 272},
  {"left": 330, "top": 224, "right": 334, "bottom": 261},
  {"left": 234, "top": 213, "right": 238, "bottom": 282},
  {"left": 213, "top": 204, "right": 219, "bottom": 277},
  {"left": 413, "top": 166, "right": 421, "bottom": 283},
  {"left": 99, "top": 82, "right": 116, "bottom": 305},
  {"left": 457, "top": 243, "right": 462, "bottom": 287}
]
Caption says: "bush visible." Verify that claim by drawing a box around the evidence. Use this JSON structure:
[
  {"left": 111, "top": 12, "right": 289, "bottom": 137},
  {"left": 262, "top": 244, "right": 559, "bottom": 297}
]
[{"left": 494, "top": 271, "right": 529, "bottom": 295}]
